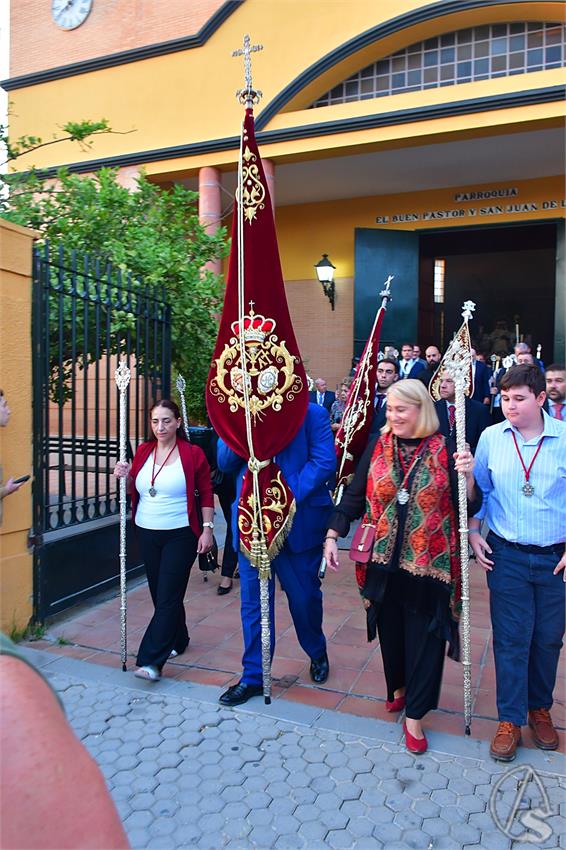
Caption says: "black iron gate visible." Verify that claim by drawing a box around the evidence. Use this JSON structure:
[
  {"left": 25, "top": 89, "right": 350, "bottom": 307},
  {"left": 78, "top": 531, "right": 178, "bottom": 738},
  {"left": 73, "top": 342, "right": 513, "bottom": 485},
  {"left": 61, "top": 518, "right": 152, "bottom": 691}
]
[{"left": 32, "top": 243, "right": 171, "bottom": 620}]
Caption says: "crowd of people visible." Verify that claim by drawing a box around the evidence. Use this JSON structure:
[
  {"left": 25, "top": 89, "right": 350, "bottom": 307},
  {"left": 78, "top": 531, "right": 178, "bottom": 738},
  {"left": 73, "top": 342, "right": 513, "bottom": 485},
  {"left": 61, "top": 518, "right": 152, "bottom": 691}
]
[{"left": 111, "top": 342, "right": 565, "bottom": 763}]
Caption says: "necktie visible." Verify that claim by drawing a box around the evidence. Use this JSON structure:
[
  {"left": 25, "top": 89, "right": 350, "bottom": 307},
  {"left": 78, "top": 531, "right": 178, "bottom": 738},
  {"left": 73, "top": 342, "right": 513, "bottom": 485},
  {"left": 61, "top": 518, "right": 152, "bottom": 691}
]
[
  {"left": 554, "top": 403, "right": 564, "bottom": 421},
  {"left": 448, "top": 404, "right": 455, "bottom": 430},
  {"left": 375, "top": 393, "right": 384, "bottom": 409},
  {"left": 318, "top": 393, "right": 323, "bottom": 406}
]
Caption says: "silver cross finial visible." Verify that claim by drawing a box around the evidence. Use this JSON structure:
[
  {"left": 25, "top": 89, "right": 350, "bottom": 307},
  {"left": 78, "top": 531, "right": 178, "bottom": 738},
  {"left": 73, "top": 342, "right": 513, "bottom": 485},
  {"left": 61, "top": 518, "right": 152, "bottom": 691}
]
[{"left": 233, "top": 34, "right": 263, "bottom": 106}]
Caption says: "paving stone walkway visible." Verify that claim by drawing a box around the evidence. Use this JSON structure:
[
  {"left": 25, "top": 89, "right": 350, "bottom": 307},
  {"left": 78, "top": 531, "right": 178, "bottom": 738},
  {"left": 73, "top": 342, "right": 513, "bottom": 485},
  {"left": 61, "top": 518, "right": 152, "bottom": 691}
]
[{"left": 21, "top": 646, "right": 566, "bottom": 850}]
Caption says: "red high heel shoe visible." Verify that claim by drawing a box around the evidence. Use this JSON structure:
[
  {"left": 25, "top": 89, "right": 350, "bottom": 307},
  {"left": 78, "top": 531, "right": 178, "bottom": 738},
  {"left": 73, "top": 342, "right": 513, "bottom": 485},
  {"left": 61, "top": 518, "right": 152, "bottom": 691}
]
[
  {"left": 385, "top": 695, "right": 406, "bottom": 713},
  {"left": 403, "top": 721, "right": 427, "bottom": 754}
]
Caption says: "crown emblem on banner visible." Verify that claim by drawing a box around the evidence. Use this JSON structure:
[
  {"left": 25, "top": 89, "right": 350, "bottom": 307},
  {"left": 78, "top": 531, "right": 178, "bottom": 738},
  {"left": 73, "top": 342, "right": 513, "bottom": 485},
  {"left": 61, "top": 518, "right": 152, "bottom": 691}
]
[{"left": 231, "top": 304, "right": 276, "bottom": 344}]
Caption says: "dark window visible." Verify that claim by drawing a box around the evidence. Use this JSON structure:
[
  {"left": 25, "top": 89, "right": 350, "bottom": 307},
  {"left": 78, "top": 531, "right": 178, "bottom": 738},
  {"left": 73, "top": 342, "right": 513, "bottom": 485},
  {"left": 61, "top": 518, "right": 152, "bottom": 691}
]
[
  {"left": 310, "top": 21, "right": 565, "bottom": 107},
  {"left": 492, "top": 24, "right": 507, "bottom": 38},
  {"left": 545, "top": 46, "right": 561, "bottom": 63},
  {"left": 510, "top": 35, "right": 525, "bottom": 51},
  {"left": 492, "top": 37, "right": 507, "bottom": 55},
  {"left": 474, "top": 41, "right": 490, "bottom": 58},
  {"left": 491, "top": 55, "right": 507, "bottom": 73},
  {"left": 527, "top": 48, "right": 544, "bottom": 66}
]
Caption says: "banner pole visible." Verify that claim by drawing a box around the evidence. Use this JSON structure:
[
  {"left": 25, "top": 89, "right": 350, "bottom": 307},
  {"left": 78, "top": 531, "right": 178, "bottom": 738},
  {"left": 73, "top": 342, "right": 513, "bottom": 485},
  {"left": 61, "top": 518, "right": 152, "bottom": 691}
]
[
  {"left": 115, "top": 360, "right": 131, "bottom": 672},
  {"left": 443, "top": 301, "right": 476, "bottom": 735}
]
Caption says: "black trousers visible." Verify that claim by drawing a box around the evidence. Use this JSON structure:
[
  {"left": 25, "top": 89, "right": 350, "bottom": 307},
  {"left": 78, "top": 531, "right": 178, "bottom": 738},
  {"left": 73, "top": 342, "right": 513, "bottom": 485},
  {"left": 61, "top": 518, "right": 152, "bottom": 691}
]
[
  {"left": 215, "top": 474, "right": 238, "bottom": 578},
  {"left": 136, "top": 525, "right": 198, "bottom": 669},
  {"left": 377, "top": 595, "right": 446, "bottom": 720}
]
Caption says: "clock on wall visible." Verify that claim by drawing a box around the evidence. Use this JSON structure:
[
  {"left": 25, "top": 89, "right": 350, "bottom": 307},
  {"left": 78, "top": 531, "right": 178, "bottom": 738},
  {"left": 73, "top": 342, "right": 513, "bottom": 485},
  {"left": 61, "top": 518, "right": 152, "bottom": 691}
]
[{"left": 51, "top": 0, "right": 93, "bottom": 30}]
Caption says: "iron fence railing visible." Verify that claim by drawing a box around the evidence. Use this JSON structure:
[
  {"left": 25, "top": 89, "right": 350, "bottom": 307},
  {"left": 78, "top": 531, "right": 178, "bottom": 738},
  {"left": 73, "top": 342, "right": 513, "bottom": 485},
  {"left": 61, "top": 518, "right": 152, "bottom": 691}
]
[{"left": 32, "top": 242, "right": 171, "bottom": 536}]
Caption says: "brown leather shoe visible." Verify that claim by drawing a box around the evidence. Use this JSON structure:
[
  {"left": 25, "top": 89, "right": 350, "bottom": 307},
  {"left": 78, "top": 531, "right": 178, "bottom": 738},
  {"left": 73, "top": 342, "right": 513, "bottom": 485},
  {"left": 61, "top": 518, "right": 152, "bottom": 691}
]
[
  {"left": 528, "top": 708, "right": 559, "bottom": 750},
  {"left": 490, "top": 721, "right": 522, "bottom": 761}
]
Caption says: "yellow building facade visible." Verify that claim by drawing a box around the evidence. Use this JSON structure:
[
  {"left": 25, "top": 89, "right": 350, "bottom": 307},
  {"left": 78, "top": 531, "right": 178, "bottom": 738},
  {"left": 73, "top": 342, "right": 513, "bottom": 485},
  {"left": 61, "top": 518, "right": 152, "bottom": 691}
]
[{"left": 4, "top": 0, "right": 565, "bottom": 389}]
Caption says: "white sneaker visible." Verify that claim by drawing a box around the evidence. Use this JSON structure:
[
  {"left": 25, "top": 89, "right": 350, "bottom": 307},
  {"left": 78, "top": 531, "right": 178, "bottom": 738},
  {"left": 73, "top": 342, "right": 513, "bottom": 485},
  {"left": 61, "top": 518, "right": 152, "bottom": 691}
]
[{"left": 134, "top": 665, "right": 161, "bottom": 681}]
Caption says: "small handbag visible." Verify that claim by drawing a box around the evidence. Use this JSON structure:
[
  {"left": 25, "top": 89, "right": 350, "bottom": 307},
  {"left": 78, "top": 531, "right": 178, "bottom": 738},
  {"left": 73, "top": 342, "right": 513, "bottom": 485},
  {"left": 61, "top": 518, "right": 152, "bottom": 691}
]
[
  {"left": 349, "top": 521, "right": 376, "bottom": 564},
  {"left": 194, "top": 486, "right": 219, "bottom": 572}
]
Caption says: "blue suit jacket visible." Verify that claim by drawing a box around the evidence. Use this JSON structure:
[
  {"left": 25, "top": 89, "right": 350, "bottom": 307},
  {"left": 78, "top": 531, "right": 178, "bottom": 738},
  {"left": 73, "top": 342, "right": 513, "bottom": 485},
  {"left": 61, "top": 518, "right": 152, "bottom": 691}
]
[
  {"left": 398, "top": 360, "right": 426, "bottom": 379},
  {"left": 471, "top": 361, "right": 491, "bottom": 403},
  {"left": 217, "top": 403, "right": 336, "bottom": 555}
]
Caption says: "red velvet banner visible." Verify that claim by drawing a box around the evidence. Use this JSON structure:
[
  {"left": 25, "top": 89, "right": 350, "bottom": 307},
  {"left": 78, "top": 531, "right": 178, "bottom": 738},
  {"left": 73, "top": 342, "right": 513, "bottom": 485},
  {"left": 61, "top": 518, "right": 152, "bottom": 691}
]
[
  {"left": 206, "top": 109, "right": 308, "bottom": 570},
  {"left": 334, "top": 305, "right": 386, "bottom": 495}
]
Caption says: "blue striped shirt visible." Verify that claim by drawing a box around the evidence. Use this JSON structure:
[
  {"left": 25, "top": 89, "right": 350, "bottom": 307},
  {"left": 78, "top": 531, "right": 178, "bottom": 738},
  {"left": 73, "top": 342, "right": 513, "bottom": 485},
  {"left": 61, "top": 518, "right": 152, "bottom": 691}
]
[{"left": 473, "top": 411, "right": 566, "bottom": 546}]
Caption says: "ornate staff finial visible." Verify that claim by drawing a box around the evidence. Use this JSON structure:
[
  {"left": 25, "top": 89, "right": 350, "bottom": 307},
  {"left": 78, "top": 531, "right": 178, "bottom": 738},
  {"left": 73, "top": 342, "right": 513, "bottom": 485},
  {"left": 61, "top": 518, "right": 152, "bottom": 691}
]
[
  {"left": 175, "top": 373, "right": 189, "bottom": 432},
  {"left": 461, "top": 300, "right": 476, "bottom": 321},
  {"left": 115, "top": 360, "right": 131, "bottom": 392},
  {"left": 233, "top": 34, "right": 263, "bottom": 107}
]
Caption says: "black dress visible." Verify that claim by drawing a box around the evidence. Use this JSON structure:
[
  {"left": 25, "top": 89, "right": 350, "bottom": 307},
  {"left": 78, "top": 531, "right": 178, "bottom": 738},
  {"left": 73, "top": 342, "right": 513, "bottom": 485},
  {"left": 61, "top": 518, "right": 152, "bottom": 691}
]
[{"left": 328, "top": 434, "right": 482, "bottom": 719}]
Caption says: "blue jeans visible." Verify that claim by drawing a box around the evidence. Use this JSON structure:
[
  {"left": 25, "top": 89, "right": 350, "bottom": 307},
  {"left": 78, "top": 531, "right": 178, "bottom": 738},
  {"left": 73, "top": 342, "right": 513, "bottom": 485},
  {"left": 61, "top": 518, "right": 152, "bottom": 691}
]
[
  {"left": 486, "top": 533, "right": 565, "bottom": 726},
  {"left": 239, "top": 545, "right": 326, "bottom": 686}
]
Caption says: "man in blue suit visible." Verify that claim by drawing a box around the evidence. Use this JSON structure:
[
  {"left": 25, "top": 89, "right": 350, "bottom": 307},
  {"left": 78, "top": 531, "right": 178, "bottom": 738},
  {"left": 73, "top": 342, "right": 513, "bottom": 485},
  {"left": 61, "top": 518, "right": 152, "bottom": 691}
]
[
  {"left": 470, "top": 349, "right": 492, "bottom": 406},
  {"left": 217, "top": 403, "right": 336, "bottom": 706},
  {"left": 398, "top": 343, "right": 426, "bottom": 379}
]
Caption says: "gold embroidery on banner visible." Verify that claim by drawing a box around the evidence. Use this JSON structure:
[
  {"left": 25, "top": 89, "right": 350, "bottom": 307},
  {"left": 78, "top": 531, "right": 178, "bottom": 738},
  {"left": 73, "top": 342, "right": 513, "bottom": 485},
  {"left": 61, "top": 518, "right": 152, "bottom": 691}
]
[
  {"left": 209, "top": 304, "right": 303, "bottom": 423},
  {"left": 237, "top": 470, "right": 296, "bottom": 562},
  {"left": 335, "top": 339, "right": 374, "bottom": 452},
  {"left": 236, "top": 146, "right": 266, "bottom": 223}
]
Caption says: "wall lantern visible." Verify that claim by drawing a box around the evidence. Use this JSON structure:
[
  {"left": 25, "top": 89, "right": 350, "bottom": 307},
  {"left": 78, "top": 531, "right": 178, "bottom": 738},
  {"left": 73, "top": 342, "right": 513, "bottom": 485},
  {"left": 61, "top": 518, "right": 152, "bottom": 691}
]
[{"left": 314, "top": 254, "right": 336, "bottom": 311}]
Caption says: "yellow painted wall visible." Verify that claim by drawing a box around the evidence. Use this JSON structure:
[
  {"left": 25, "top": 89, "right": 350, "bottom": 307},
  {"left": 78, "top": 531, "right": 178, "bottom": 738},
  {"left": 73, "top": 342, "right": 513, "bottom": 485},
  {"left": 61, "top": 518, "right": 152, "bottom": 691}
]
[
  {"left": 0, "top": 220, "right": 36, "bottom": 635},
  {"left": 276, "top": 175, "right": 565, "bottom": 280},
  {"left": 7, "top": 0, "right": 565, "bottom": 173}
]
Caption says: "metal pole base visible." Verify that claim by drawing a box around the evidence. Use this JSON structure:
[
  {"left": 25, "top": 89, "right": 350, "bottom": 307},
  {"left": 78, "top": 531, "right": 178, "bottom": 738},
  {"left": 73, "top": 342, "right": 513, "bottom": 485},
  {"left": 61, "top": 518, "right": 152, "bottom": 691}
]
[
  {"left": 264, "top": 696, "right": 271, "bottom": 705},
  {"left": 465, "top": 725, "right": 471, "bottom": 736},
  {"left": 122, "top": 662, "right": 127, "bottom": 672}
]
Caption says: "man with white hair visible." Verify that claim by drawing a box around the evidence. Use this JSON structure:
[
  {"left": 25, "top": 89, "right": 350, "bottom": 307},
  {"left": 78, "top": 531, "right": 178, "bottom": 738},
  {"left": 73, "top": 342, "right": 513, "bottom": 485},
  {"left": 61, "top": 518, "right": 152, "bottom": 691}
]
[{"left": 309, "top": 378, "right": 335, "bottom": 414}]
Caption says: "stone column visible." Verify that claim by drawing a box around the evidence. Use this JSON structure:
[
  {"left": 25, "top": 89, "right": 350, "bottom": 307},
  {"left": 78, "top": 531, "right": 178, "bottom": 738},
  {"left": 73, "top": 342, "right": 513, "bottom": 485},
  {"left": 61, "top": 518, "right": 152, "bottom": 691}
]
[{"left": 199, "top": 166, "right": 222, "bottom": 276}]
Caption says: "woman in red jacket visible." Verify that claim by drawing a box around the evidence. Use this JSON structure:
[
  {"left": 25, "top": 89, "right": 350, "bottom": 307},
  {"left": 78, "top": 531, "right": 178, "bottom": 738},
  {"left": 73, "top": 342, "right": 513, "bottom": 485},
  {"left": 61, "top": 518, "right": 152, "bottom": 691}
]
[{"left": 114, "top": 399, "right": 214, "bottom": 681}]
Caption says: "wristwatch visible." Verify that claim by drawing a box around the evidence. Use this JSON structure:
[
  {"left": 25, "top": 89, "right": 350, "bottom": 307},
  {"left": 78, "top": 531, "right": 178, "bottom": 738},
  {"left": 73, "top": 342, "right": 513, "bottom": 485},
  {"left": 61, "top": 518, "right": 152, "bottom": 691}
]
[{"left": 202, "top": 521, "right": 214, "bottom": 529}]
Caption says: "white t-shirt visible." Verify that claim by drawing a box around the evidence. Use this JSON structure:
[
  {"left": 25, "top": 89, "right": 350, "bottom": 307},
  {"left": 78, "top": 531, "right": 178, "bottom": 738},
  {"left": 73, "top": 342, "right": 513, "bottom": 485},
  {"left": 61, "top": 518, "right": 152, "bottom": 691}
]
[{"left": 135, "top": 454, "right": 189, "bottom": 530}]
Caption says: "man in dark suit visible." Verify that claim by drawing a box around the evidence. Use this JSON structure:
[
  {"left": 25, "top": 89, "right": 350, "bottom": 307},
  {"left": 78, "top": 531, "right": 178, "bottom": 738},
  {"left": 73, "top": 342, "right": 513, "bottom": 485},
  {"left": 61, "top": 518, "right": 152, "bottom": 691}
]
[
  {"left": 217, "top": 404, "right": 336, "bottom": 706},
  {"left": 470, "top": 349, "right": 491, "bottom": 405},
  {"left": 435, "top": 371, "right": 492, "bottom": 454},
  {"left": 545, "top": 363, "right": 566, "bottom": 421},
  {"left": 309, "top": 378, "right": 335, "bottom": 414},
  {"left": 398, "top": 343, "right": 426, "bottom": 379},
  {"left": 412, "top": 344, "right": 427, "bottom": 370},
  {"left": 369, "top": 358, "right": 399, "bottom": 435},
  {"left": 418, "top": 345, "right": 442, "bottom": 389}
]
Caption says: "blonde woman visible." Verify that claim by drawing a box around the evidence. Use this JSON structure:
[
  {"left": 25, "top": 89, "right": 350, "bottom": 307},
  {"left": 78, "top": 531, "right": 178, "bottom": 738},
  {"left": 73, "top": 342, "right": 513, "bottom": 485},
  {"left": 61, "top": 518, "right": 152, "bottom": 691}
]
[{"left": 324, "top": 380, "right": 481, "bottom": 753}]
